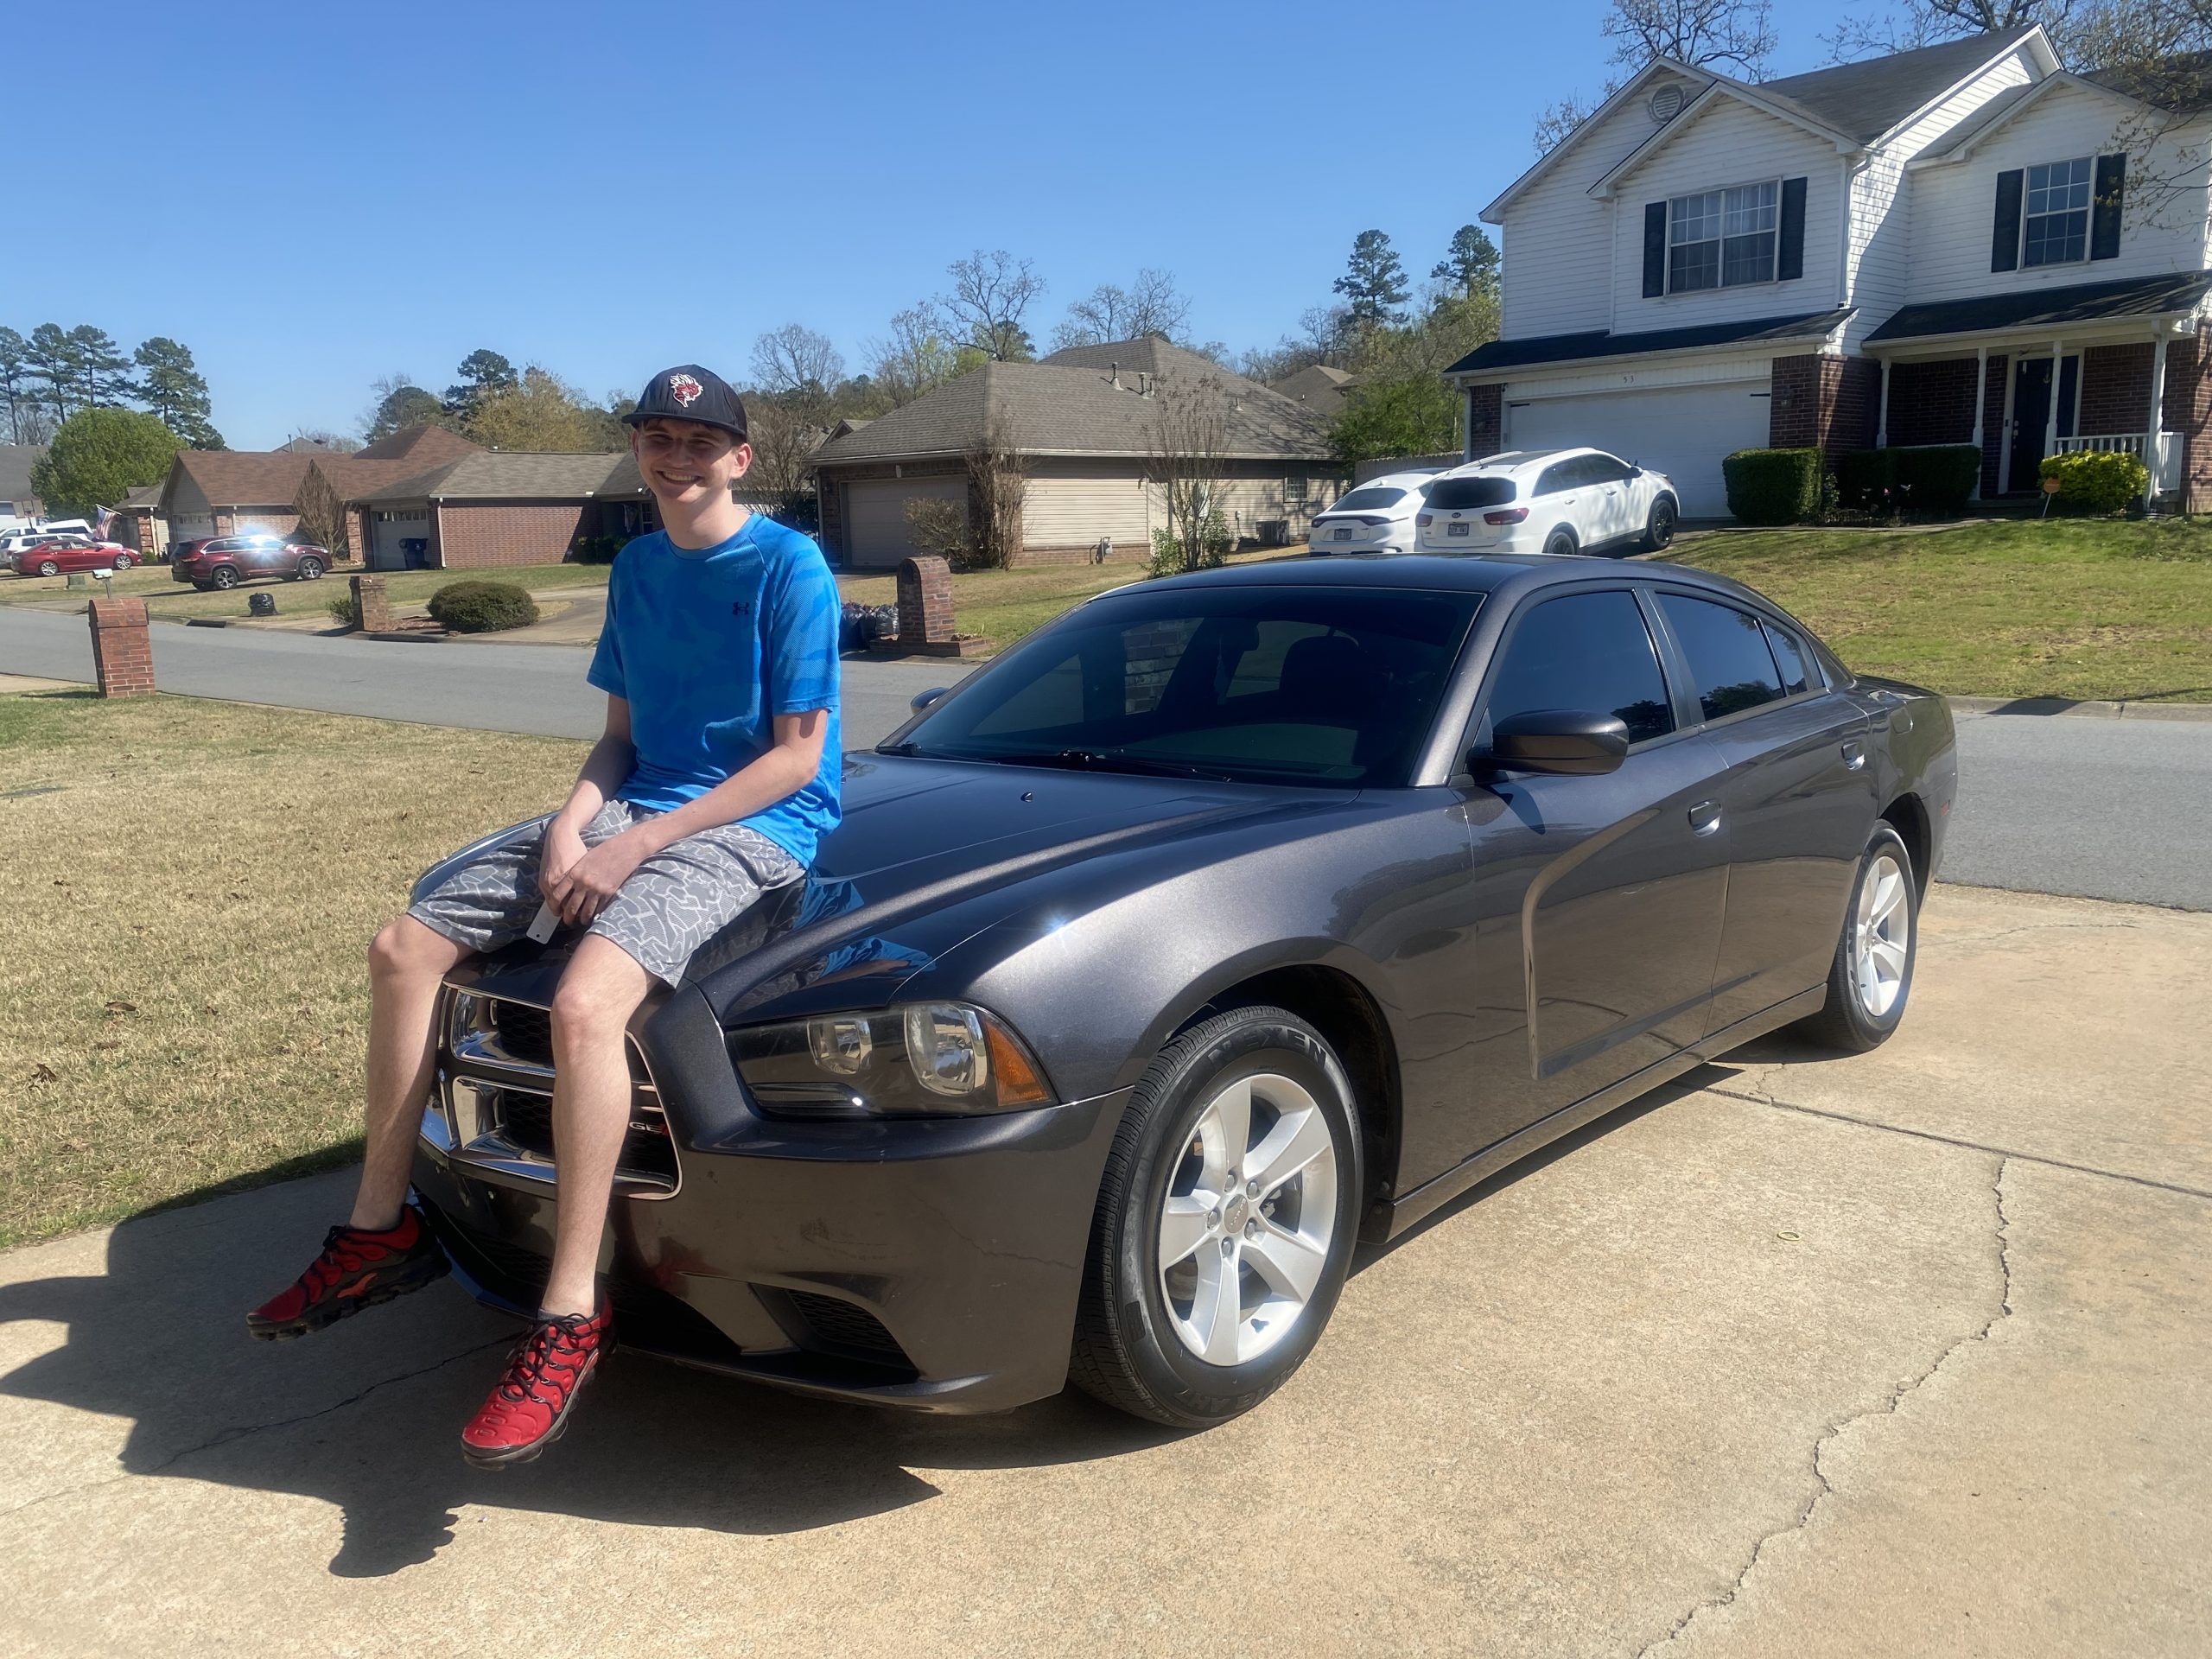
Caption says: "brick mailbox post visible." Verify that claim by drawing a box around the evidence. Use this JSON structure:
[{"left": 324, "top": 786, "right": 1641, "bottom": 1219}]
[
  {"left": 884, "top": 556, "right": 990, "bottom": 658},
  {"left": 350, "top": 573, "right": 392, "bottom": 632},
  {"left": 86, "top": 597, "right": 156, "bottom": 698}
]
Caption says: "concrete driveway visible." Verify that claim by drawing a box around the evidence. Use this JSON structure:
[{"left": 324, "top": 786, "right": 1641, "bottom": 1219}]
[{"left": 3, "top": 882, "right": 2206, "bottom": 1656}]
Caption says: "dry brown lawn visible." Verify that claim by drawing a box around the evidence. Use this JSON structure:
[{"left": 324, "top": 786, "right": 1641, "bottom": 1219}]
[{"left": 0, "top": 690, "right": 584, "bottom": 1247}]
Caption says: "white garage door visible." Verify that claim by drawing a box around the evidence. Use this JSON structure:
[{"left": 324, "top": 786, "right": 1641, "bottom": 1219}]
[
  {"left": 844, "top": 478, "right": 968, "bottom": 569},
  {"left": 1504, "top": 378, "right": 1772, "bottom": 518},
  {"left": 371, "top": 508, "right": 431, "bottom": 569},
  {"left": 169, "top": 514, "right": 214, "bottom": 543}
]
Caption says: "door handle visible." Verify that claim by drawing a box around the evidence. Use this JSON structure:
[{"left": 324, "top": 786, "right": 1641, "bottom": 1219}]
[
  {"left": 1688, "top": 799, "right": 1722, "bottom": 836},
  {"left": 1841, "top": 740, "right": 1866, "bottom": 772}
]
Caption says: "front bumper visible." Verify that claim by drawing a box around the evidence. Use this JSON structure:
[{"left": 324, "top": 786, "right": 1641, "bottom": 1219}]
[{"left": 412, "top": 1062, "right": 1130, "bottom": 1414}]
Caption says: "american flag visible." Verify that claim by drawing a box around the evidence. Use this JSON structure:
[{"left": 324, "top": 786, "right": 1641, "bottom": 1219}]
[{"left": 93, "top": 505, "right": 113, "bottom": 536}]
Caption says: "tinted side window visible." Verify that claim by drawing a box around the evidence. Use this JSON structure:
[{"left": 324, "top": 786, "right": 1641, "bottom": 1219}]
[
  {"left": 1586, "top": 454, "right": 1636, "bottom": 483},
  {"left": 1482, "top": 590, "right": 1676, "bottom": 746},
  {"left": 1656, "top": 593, "right": 1784, "bottom": 721},
  {"left": 1533, "top": 460, "right": 1580, "bottom": 495},
  {"left": 1763, "top": 620, "right": 1814, "bottom": 695}
]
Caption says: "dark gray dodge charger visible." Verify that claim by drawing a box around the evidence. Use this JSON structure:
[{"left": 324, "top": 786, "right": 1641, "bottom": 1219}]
[{"left": 410, "top": 553, "right": 1957, "bottom": 1428}]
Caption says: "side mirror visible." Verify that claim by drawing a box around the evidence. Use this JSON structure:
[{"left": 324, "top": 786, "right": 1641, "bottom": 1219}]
[
  {"left": 909, "top": 686, "right": 950, "bottom": 714},
  {"left": 1626, "top": 464, "right": 1643, "bottom": 478},
  {"left": 1478, "top": 709, "right": 1630, "bottom": 776}
]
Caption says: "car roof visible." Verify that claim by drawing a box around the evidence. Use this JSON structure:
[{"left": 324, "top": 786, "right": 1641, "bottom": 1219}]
[
  {"left": 1437, "top": 447, "right": 1617, "bottom": 479},
  {"left": 1134, "top": 552, "right": 1767, "bottom": 608}
]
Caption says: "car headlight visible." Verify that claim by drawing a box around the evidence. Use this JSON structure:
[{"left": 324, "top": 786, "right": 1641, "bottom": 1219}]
[{"left": 731, "top": 1001, "right": 1052, "bottom": 1118}]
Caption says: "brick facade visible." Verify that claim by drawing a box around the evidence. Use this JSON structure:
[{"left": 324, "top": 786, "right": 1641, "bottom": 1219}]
[
  {"left": 815, "top": 459, "right": 969, "bottom": 564},
  {"left": 1466, "top": 385, "right": 1502, "bottom": 455},
  {"left": 211, "top": 510, "right": 302, "bottom": 538},
  {"left": 1769, "top": 354, "right": 1880, "bottom": 457},
  {"left": 2080, "top": 343, "right": 2156, "bottom": 435},
  {"left": 895, "top": 556, "right": 956, "bottom": 644},
  {"left": 433, "top": 502, "right": 589, "bottom": 569},
  {"left": 1885, "top": 359, "right": 1980, "bottom": 447},
  {"left": 86, "top": 597, "right": 155, "bottom": 697},
  {"left": 2162, "top": 332, "right": 2212, "bottom": 513}
]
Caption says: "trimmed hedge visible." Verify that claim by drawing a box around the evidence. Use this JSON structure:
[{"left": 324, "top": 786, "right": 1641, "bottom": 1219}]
[
  {"left": 569, "top": 533, "right": 630, "bottom": 565},
  {"left": 1836, "top": 444, "right": 1980, "bottom": 515},
  {"left": 427, "top": 579, "right": 540, "bottom": 633},
  {"left": 2038, "top": 449, "right": 2152, "bottom": 515},
  {"left": 1722, "top": 448, "right": 1821, "bottom": 525}
]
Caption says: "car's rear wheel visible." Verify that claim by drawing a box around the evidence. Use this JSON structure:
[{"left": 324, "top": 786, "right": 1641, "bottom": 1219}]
[
  {"left": 1541, "top": 528, "right": 1578, "bottom": 558},
  {"left": 296, "top": 556, "right": 326, "bottom": 581},
  {"left": 35, "top": 559, "right": 58, "bottom": 577},
  {"left": 1793, "top": 823, "right": 1917, "bottom": 1052},
  {"left": 1071, "top": 1005, "right": 1363, "bottom": 1428},
  {"left": 211, "top": 565, "right": 239, "bottom": 589},
  {"left": 1640, "top": 496, "right": 1677, "bottom": 552}
]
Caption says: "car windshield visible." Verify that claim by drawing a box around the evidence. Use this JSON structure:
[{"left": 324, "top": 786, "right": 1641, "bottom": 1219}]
[
  {"left": 888, "top": 585, "right": 1484, "bottom": 787},
  {"left": 1326, "top": 486, "right": 1408, "bottom": 512},
  {"left": 1427, "top": 477, "right": 1517, "bottom": 511}
]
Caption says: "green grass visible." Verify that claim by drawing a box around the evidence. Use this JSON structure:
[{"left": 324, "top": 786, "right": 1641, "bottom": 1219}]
[
  {"left": 1667, "top": 517, "right": 2212, "bottom": 702},
  {"left": 0, "top": 691, "right": 584, "bottom": 1247},
  {"left": 0, "top": 559, "right": 611, "bottom": 625}
]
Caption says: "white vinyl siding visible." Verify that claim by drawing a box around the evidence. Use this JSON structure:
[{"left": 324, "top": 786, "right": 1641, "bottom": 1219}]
[
  {"left": 1905, "top": 79, "right": 2212, "bottom": 303},
  {"left": 1841, "top": 49, "right": 2035, "bottom": 354},
  {"left": 843, "top": 477, "right": 967, "bottom": 569},
  {"left": 1501, "top": 377, "right": 1772, "bottom": 518},
  {"left": 1499, "top": 73, "right": 1702, "bottom": 339},
  {"left": 1610, "top": 98, "right": 1840, "bottom": 326}
]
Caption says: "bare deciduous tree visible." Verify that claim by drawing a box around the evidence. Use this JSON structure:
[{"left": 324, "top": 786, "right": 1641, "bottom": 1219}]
[
  {"left": 1146, "top": 372, "right": 1233, "bottom": 575},
  {"left": 740, "top": 397, "right": 823, "bottom": 523},
  {"left": 864, "top": 306, "right": 960, "bottom": 409},
  {"left": 748, "top": 324, "right": 846, "bottom": 404},
  {"left": 965, "top": 414, "right": 1027, "bottom": 570},
  {"left": 1050, "top": 269, "right": 1194, "bottom": 351},
  {"left": 1825, "top": 0, "right": 2069, "bottom": 61},
  {"left": 2082, "top": 0, "right": 2212, "bottom": 233},
  {"left": 938, "top": 250, "right": 1046, "bottom": 360},
  {"left": 1605, "top": 0, "right": 1777, "bottom": 73}
]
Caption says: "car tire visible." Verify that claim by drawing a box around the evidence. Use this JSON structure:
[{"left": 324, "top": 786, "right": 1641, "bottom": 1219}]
[
  {"left": 1792, "top": 822, "right": 1918, "bottom": 1053},
  {"left": 296, "top": 556, "right": 326, "bottom": 581},
  {"left": 1640, "top": 496, "right": 1677, "bottom": 553},
  {"left": 211, "top": 566, "right": 239, "bottom": 590},
  {"left": 1541, "top": 528, "right": 1578, "bottom": 558},
  {"left": 111, "top": 552, "right": 135, "bottom": 569},
  {"left": 1070, "top": 1004, "right": 1364, "bottom": 1428},
  {"left": 35, "top": 560, "right": 58, "bottom": 578}
]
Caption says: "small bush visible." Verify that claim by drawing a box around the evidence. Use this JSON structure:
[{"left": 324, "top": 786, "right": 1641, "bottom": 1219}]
[
  {"left": 1148, "top": 510, "right": 1233, "bottom": 577},
  {"left": 903, "top": 497, "right": 971, "bottom": 568},
  {"left": 427, "top": 580, "right": 540, "bottom": 633},
  {"left": 2038, "top": 449, "right": 2151, "bottom": 515},
  {"left": 1722, "top": 448, "right": 1822, "bottom": 524},
  {"left": 326, "top": 592, "right": 359, "bottom": 628},
  {"left": 1835, "top": 445, "right": 1980, "bottom": 518},
  {"left": 569, "top": 533, "right": 629, "bottom": 565}
]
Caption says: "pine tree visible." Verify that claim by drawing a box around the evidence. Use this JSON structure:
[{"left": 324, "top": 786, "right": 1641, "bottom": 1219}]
[
  {"left": 445, "top": 349, "right": 518, "bottom": 423},
  {"left": 134, "top": 337, "right": 225, "bottom": 449},
  {"left": 0, "top": 327, "right": 32, "bottom": 445},
  {"left": 69, "top": 326, "right": 136, "bottom": 406},
  {"left": 1431, "top": 226, "right": 1501, "bottom": 300},
  {"left": 1332, "top": 231, "right": 1412, "bottom": 329},
  {"left": 24, "top": 324, "right": 82, "bottom": 424}
]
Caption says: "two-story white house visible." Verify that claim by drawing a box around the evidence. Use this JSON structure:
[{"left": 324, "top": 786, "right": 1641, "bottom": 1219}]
[{"left": 1450, "top": 26, "right": 2212, "bottom": 516}]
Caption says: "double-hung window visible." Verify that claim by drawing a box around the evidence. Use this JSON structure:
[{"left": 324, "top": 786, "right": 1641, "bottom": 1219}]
[
  {"left": 1668, "top": 181, "right": 1778, "bottom": 292},
  {"left": 2023, "top": 157, "right": 2091, "bottom": 266}
]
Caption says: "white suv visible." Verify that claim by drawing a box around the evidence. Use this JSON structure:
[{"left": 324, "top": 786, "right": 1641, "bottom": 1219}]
[
  {"left": 1414, "top": 448, "right": 1678, "bottom": 558},
  {"left": 1305, "top": 469, "right": 1442, "bottom": 556}
]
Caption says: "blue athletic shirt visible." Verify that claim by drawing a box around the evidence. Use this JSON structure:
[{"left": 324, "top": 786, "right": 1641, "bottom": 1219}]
[{"left": 586, "top": 516, "right": 842, "bottom": 865}]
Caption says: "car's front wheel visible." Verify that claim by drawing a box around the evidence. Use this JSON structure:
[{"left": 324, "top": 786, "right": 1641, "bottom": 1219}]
[
  {"left": 111, "top": 551, "right": 135, "bottom": 569},
  {"left": 1640, "top": 495, "right": 1677, "bottom": 552},
  {"left": 1071, "top": 1005, "right": 1363, "bottom": 1427},
  {"left": 1794, "top": 822, "right": 1918, "bottom": 1052}
]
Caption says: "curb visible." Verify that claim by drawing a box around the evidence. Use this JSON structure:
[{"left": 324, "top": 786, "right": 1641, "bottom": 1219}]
[{"left": 1948, "top": 695, "right": 2212, "bottom": 723}]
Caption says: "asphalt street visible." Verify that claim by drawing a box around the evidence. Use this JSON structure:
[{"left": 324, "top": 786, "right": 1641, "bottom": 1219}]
[{"left": 4, "top": 607, "right": 2209, "bottom": 908}]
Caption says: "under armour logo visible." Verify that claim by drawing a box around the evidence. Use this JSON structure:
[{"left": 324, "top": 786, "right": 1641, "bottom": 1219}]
[{"left": 732, "top": 600, "right": 753, "bottom": 617}]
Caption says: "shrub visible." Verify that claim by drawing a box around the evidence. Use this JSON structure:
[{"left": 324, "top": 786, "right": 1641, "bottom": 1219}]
[
  {"left": 326, "top": 592, "right": 359, "bottom": 628},
  {"left": 2038, "top": 449, "right": 2151, "bottom": 515},
  {"left": 1834, "top": 445, "right": 1980, "bottom": 518},
  {"left": 1147, "top": 510, "right": 1233, "bottom": 578},
  {"left": 427, "top": 580, "right": 539, "bottom": 633},
  {"left": 569, "top": 533, "right": 629, "bottom": 565},
  {"left": 902, "top": 497, "right": 971, "bottom": 567},
  {"left": 1722, "top": 448, "right": 1821, "bottom": 524}
]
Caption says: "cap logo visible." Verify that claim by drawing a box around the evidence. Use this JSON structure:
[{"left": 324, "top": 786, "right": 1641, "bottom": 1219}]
[{"left": 668, "top": 372, "right": 704, "bottom": 408}]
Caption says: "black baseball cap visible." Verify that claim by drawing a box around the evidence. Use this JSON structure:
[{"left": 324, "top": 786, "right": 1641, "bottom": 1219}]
[{"left": 621, "top": 364, "right": 748, "bottom": 442}]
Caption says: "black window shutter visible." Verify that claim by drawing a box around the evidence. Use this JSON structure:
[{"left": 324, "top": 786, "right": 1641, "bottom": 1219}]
[
  {"left": 1991, "top": 169, "right": 2023, "bottom": 272},
  {"left": 1643, "top": 202, "right": 1668, "bottom": 297},
  {"left": 2091, "top": 153, "right": 2126, "bottom": 260},
  {"left": 1777, "top": 176, "right": 1808, "bottom": 281}
]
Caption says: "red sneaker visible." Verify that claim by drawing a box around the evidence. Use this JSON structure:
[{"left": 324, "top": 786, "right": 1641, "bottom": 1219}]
[
  {"left": 247, "top": 1209, "right": 449, "bottom": 1340},
  {"left": 460, "top": 1304, "right": 613, "bottom": 1469}
]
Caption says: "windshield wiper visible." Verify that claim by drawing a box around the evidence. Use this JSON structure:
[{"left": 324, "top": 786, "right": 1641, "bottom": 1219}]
[{"left": 986, "top": 748, "right": 1235, "bottom": 781}]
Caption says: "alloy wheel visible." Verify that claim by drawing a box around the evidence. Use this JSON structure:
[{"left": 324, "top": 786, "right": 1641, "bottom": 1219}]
[
  {"left": 213, "top": 567, "right": 238, "bottom": 589},
  {"left": 1157, "top": 1071, "right": 1338, "bottom": 1366},
  {"left": 1650, "top": 501, "right": 1675, "bottom": 548},
  {"left": 1853, "top": 852, "right": 1911, "bottom": 1017}
]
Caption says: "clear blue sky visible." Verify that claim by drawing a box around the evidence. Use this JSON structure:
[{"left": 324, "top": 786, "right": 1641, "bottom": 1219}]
[{"left": 18, "top": 0, "right": 1857, "bottom": 449}]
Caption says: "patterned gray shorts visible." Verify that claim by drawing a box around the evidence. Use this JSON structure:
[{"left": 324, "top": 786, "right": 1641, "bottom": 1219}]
[{"left": 407, "top": 800, "right": 804, "bottom": 986}]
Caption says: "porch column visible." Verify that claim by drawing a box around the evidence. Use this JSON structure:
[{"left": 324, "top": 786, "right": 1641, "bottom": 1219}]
[
  {"left": 1464, "top": 389, "right": 1477, "bottom": 462},
  {"left": 1874, "top": 358, "right": 1892, "bottom": 448},
  {"left": 2043, "top": 339, "right": 2063, "bottom": 467},
  {"left": 1970, "top": 346, "right": 1988, "bottom": 502},
  {"left": 2146, "top": 330, "right": 2171, "bottom": 504}
]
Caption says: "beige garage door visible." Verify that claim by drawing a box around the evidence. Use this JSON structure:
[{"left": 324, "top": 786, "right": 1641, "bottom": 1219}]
[{"left": 844, "top": 478, "right": 968, "bottom": 569}]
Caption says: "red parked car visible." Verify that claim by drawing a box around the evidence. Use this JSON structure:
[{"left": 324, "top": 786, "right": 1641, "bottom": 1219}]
[
  {"left": 11, "top": 536, "right": 138, "bottom": 577},
  {"left": 170, "top": 534, "right": 331, "bottom": 591}
]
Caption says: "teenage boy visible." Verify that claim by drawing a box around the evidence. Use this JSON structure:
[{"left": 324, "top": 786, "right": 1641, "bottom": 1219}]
[{"left": 248, "top": 365, "right": 842, "bottom": 1467}]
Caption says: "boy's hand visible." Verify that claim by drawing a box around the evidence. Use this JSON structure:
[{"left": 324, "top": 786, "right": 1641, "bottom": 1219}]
[
  {"left": 547, "top": 830, "right": 652, "bottom": 925},
  {"left": 539, "top": 818, "right": 589, "bottom": 911}
]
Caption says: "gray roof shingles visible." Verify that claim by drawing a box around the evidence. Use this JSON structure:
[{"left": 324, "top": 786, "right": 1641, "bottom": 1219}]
[
  {"left": 0, "top": 444, "right": 46, "bottom": 503},
  {"left": 1449, "top": 308, "right": 1853, "bottom": 374},
  {"left": 1866, "top": 271, "right": 2212, "bottom": 342},
  {"left": 1753, "top": 26, "right": 2040, "bottom": 143},
  {"left": 354, "top": 451, "right": 629, "bottom": 505}
]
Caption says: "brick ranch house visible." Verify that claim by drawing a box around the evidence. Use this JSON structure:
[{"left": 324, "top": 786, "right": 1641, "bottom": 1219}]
[
  {"left": 156, "top": 424, "right": 485, "bottom": 559},
  {"left": 810, "top": 338, "right": 1342, "bottom": 569},
  {"left": 1452, "top": 25, "right": 2212, "bottom": 515}
]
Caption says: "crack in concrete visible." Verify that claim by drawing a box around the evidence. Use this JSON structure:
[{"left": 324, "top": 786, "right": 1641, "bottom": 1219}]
[
  {"left": 1637, "top": 1158, "right": 2016, "bottom": 1656},
  {"left": 1934, "top": 920, "right": 2142, "bottom": 946},
  {"left": 0, "top": 1336, "right": 509, "bottom": 1526}
]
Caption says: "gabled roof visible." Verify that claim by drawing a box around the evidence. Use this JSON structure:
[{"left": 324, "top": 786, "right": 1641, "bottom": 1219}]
[
  {"left": 353, "top": 450, "right": 629, "bottom": 505},
  {"left": 1448, "top": 307, "right": 1853, "bottom": 377},
  {"left": 353, "top": 423, "right": 482, "bottom": 465},
  {"left": 1271, "top": 364, "right": 1358, "bottom": 414},
  {"left": 813, "top": 354, "right": 1332, "bottom": 467},
  {"left": 166, "top": 449, "right": 322, "bottom": 511},
  {"left": 1866, "top": 271, "right": 2212, "bottom": 344},
  {"left": 0, "top": 444, "right": 45, "bottom": 502},
  {"left": 121, "top": 484, "right": 164, "bottom": 510},
  {"left": 2083, "top": 48, "right": 2212, "bottom": 113},
  {"left": 1038, "top": 337, "right": 1238, "bottom": 383}
]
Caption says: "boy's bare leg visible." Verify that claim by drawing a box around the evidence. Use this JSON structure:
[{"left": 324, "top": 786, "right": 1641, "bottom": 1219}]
[
  {"left": 540, "top": 934, "right": 653, "bottom": 1316},
  {"left": 351, "top": 915, "right": 471, "bottom": 1231}
]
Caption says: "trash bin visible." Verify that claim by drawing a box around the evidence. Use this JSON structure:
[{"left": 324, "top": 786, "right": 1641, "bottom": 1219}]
[{"left": 248, "top": 592, "right": 276, "bottom": 617}]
